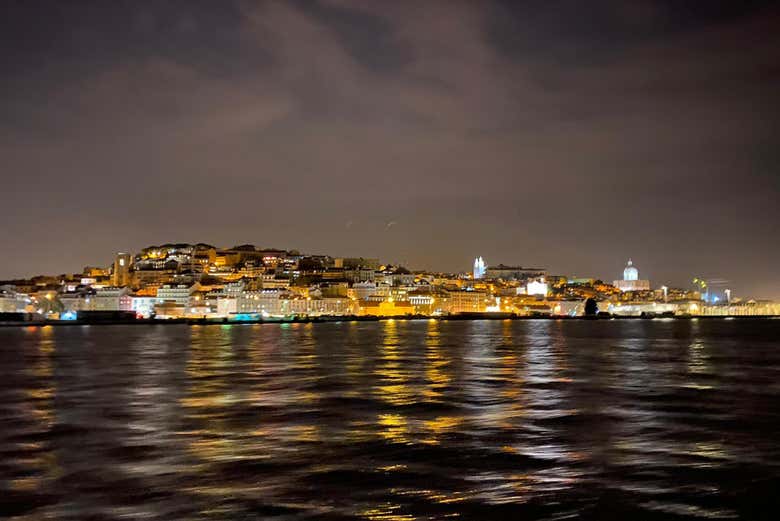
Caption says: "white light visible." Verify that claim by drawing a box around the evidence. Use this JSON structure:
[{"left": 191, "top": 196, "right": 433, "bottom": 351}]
[{"left": 527, "top": 280, "right": 548, "bottom": 296}]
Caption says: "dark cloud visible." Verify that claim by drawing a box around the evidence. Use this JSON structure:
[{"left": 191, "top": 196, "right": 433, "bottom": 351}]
[{"left": 1, "top": 0, "right": 779, "bottom": 298}]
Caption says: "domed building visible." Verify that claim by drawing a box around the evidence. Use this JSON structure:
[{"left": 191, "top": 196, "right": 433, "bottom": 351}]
[
  {"left": 623, "top": 259, "right": 638, "bottom": 281},
  {"left": 613, "top": 259, "right": 650, "bottom": 292}
]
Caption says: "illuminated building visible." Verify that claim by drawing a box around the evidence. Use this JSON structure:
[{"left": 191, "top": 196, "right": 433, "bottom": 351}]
[
  {"left": 526, "top": 278, "right": 549, "bottom": 296},
  {"left": 133, "top": 243, "right": 216, "bottom": 277},
  {"left": 91, "top": 287, "right": 133, "bottom": 311},
  {"left": 345, "top": 267, "right": 377, "bottom": 283},
  {"left": 0, "top": 285, "right": 31, "bottom": 312},
  {"left": 237, "top": 260, "right": 265, "bottom": 278},
  {"left": 383, "top": 267, "right": 415, "bottom": 287},
  {"left": 484, "top": 264, "right": 546, "bottom": 281},
  {"left": 113, "top": 252, "right": 132, "bottom": 287},
  {"left": 319, "top": 282, "right": 349, "bottom": 298},
  {"left": 131, "top": 296, "right": 156, "bottom": 318},
  {"left": 549, "top": 300, "right": 585, "bottom": 317},
  {"left": 60, "top": 289, "right": 94, "bottom": 313},
  {"left": 287, "top": 297, "right": 354, "bottom": 316},
  {"left": 473, "top": 256, "right": 486, "bottom": 279},
  {"left": 191, "top": 244, "right": 217, "bottom": 270},
  {"left": 214, "top": 250, "right": 239, "bottom": 268},
  {"left": 156, "top": 283, "right": 200, "bottom": 307},
  {"left": 607, "top": 301, "right": 679, "bottom": 316},
  {"left": 567, "top": 277, "right": 595, "bottom": 286},
  {"left": 60, "top": 286, "right": 133, "bottom": 312},
  {"left": 447, "top": 289, "right": 489, "bottom": 313},
  {"left": 153, "top": 300, "right": 186, "bottom": 319},
  {"left": 702, "top": 300, "right": 780, "bottom": 316},
  {"left": 7, "top": 237, "right": 776, "bottom": 321},
  {"left": 237, "top": 289, "right": 289, "bottom": 315},
  {"left": 335, "top": 257, "right": 380, "bottom": 270},
  {"left": 83, "top": 266, "right": 109, "bottom": 278},
  {"left": 408, "top": 293, "right": 435, "bottom": 311},
  {"left": 216, "top": 296, "right": 237, "bottom": 316},
  {"left": 358, "top": 299, "right": 414, "bottom": 316},
  {"left": 613, "top": 259, "right": 651, "bottom": 292},
  {"left": 260, "top": 274, "right": 291, "bottom": 289},
  {"left": 351, "top": 281, "right": 378, "bottom": 300},
  {"left": 131, "top": 268, "right": 176, "bottom": 288}
]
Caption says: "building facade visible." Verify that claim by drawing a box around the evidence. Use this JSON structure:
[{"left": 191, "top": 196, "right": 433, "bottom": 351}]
[{"left": 485, "top": 264, "right": 546, "bottom": 281}]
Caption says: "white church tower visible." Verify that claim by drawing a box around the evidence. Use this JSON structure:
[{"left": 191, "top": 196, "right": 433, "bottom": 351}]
[{"left": 473, "top": 257, "right": 486, "bottom": 279}]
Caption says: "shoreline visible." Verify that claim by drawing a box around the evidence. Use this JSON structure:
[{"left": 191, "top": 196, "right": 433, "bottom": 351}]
[{"left": 2, "top": 314, "right": 778, "bottom": 328}]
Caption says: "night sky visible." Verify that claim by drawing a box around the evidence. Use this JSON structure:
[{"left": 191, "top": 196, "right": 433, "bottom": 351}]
[{"left": 2, "top": 0, "right": 779, "bottom": 298}]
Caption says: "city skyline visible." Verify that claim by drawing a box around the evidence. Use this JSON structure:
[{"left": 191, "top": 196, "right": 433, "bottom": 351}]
[
  {"left": 2, "top": 5, "right": 779, "bottom": 520},
  {"left": 2, "top": 1, "right": 779, "bottom": 299},
  {"left": 6, "top": 240, "right": 776, "bottom": 322},
  {"left": 0, "top": 239, "right": 775, "bottom": 301},
  {"left": 0, "top": 239, "right": 761, "bottom": 305}
]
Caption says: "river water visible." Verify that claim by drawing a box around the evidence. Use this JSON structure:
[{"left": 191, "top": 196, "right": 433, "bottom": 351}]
[{"left": 1, "top": 319, "right": 779, "bottom": 520}]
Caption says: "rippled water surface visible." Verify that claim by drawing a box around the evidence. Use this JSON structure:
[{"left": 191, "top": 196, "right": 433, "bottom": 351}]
[{"left": 2, "top": 319, "right": 780, "bottom": 520}]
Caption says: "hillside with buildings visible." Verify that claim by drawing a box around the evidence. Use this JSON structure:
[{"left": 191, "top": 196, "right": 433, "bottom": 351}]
[{"left": 1, "top": 245, "right": 777, "bottom": 322}]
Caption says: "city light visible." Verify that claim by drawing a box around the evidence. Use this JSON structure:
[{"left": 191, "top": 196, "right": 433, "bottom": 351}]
[{"left": 0, "top": 247, "right": 776, "bottom": 323}]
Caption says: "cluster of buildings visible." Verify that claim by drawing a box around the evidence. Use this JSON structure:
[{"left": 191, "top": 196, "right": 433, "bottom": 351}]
[{"left": 1, "top": 243, "right": 777, "bottom": 321}]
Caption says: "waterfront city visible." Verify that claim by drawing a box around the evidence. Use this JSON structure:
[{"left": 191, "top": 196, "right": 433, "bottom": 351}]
[{"left": 1, "top": 243, "right": 777, "bottom": 324}]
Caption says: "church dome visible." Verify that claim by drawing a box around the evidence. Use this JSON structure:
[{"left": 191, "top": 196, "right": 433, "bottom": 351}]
[{"left": 623, "top": 259, "right": 639, "bottom": 281}]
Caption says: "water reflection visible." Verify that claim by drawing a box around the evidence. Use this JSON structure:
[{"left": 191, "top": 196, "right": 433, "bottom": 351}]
[
  {"left": 423, "top": 319, "right": 449, "bottom": 402},
  {"left": 0, "top": 320, "right": 779, "bottom": 519},
  {"left": 375, "top": 319, "right": 415, "bottom": 407}
]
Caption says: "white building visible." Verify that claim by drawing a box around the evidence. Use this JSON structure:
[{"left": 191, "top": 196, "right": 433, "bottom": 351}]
[
  {"left": 351, "top": 281, "right": 378, "bottom": 300},
  {"left": 473, "top": 257, "right": 486, "bottom": 279},
  {"left": 607, "top": 301, "right": 684, "bottom": 316},
  {"left": 216, "top": 297, "right": 238, "bottom": 316},
  {"left": 237, "top": 289, "right": 288, "bottom": 316},
  {"left": 60, "top": 292, "right": 92, "bottom": 313},
  {"left": 286, "top": 297, "right": 354, "bottom": 316},
  {"left": 131, "top": 296, "right": 157, "bottom": 318},
  {"left": 223, "top": 281, "right": 245, "bottom": 297},
  {"left": 613, "top": 259, "right": 651, "bottom": 292},
  {"left": 260, "top": 276, "right": 291, "bottom": 289},
  {"left": 91, "top": 287, "right": 132, "bottom": 311},
  {"left": 0, "top": 286, "right": 30, "bottom": 312},
  {"left": 526, "top": 278, "right": 549, "bottom": 296},
  {"left": 156, "top": 283, "right": 200, "bottom": 306}
]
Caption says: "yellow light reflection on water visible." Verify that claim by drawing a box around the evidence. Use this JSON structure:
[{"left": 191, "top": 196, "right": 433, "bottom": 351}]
[
  {"left": 377, "top": 413, "right": 410, "bottom": 444},
  {"left": 423, "top": 319, "right": 450, "bottom": 401},
  {"left": 14, "top": 327, "right": 59, "bottom": 492},
  {"left": 360, "top": 502, "right": 415, "bottom": 521},
  {"left": 374, "top": 320, "right": 415, "bottom": 406},
  {"left": 420, "top": 415, "right": 463, "bottom": 445}
]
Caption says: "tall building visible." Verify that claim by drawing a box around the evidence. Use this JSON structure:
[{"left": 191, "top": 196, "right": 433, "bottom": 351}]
[
  {"left": 113, "top": 252, "right": 133, "bottom": 287},
  {"left": 613, "top": 259, "right": 650, "bottom": 292},
  {"left": 473, "top": 257, "right": 486, "bottom": 279}
]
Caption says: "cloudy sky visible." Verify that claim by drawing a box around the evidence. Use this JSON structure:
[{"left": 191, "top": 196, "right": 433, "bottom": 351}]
[{"left": 1, "top": 0, "right": 779, "bottom": 298}]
